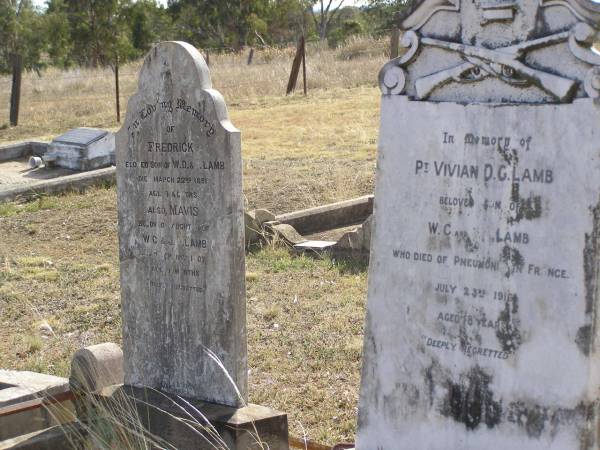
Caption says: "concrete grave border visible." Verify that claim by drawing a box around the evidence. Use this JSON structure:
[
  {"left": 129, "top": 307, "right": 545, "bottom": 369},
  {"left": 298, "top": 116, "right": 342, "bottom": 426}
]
[
  {"left": 254, "top": 195, "right": 374, "bottom": 260},
  {"left": 0, "top": 141, "right": 116, "bottom": 204}
]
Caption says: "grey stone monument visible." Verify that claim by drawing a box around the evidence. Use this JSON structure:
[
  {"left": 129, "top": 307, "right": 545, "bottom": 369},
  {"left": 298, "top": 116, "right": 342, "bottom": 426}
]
[
  {"left": 116, "top": 41, "right": 246, "bottom": 407},
  {"left": 115, "top": 42, "right": 288, "bottom": 450},
  {"left": 358, "top": 1, "right": 600, "bottom": 449}
]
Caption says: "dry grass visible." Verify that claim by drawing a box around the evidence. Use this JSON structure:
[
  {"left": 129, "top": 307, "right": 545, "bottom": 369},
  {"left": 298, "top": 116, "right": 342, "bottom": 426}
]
[
  {"left": 0, "top": 37, "right": 386, "bottom": 446},
  {"left": 0, "top": 36, "right": 387, "bottom": 143},
  {"left": 0, "top": 189, "right": 368, "bottom": 444}
]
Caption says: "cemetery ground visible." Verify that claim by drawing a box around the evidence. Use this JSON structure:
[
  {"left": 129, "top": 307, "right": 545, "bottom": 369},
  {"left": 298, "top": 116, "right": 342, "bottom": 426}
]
[{"left": 0, "top": 41, "right": 383, "bottom": 445}]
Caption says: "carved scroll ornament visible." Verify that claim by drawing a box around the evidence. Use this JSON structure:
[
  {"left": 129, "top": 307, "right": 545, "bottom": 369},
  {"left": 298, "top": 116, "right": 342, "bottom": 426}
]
[{"left": 380, "top": 21, "right": 600, "bottom": 101}]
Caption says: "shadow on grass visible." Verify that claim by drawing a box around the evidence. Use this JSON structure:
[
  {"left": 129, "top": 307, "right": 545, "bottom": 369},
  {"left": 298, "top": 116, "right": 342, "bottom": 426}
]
[{"left": 328, "top": 256, "right": 369, "bottom": 275}]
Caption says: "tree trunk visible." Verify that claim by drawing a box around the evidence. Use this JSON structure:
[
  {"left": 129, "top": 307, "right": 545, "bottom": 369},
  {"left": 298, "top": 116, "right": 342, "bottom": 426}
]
[{"left": 9, "top": 53, "right": 23, "bottom": 127}]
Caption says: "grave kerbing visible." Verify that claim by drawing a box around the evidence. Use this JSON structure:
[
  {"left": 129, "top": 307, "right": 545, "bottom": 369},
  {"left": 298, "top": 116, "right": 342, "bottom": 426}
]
[{"left": 358, "top": 2, "right": 600, "bottom": 449}]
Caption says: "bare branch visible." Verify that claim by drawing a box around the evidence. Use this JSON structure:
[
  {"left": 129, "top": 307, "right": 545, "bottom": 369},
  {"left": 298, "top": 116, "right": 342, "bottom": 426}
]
[
  {"left": 325, "top": 0, "right": 345, "bottom": 28},
  {"left": 309, "top": 5, "right": 319, "bottom": 30}
]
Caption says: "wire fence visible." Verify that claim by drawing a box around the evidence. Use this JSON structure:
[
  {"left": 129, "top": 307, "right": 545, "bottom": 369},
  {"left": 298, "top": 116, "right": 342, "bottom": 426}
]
[{"left": 0, "top": 36, "right": 390, "bottom": 137}]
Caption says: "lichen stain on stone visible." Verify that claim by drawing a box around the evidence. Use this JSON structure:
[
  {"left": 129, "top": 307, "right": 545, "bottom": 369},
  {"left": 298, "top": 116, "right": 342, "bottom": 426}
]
[
  {"left": 580, "top": 200, "right": 600, "bottom": 356},
  {"left": 440, "top": 366, "right": 502, "bottom": 430},
  {"left": 423, "top": 358, "right": 448, "bottom": 409},
  {"left": 496, "top": 144, "right": 518, "bottom": 166},
  {"left": 465, "top": 187, "right": 475, "bottom": 208},
  {"left": 501, "top": 245, "right": 525, "bottom": 277},
  {"left": 383, "top": 382, "right": 421, "bottom": 418},
  {"left": 507, "top": 402, "right": 549, "bottom": 438},
  {"left": 455, "top": 230, "right": 479, "bottom": 253},
  {"left": 508, "top": 182, "right": 542, "bottom": 224},
  {"left": 495, "top": 293, "right": 522, "bottom": 353},
  {"left": 575, "top": 325, "right": 592, "bottom": 357},
  {"left": 357, "top": 314, "right": 379, "bottom": 431},
  {"left": 507, "top": 400, "right": 594, "bottom": 447}
]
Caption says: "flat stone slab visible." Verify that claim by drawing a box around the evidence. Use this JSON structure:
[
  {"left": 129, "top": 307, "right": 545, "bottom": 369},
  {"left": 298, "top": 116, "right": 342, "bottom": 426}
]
[
  {"left": 294, "top": 240, "right": 336, "bottom": 251},
  {"left": 52, "top": 128, "right": 108, "bottom": 146},
  {"left": 0, "top": 370, "right": 69, "bottom": 407}
]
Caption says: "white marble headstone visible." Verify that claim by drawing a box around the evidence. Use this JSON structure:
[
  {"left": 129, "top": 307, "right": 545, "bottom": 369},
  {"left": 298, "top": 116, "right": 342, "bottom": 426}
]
[
  {"left": 116, "top": 41, "right": 247, "bottom": 407},
  {"left": 358, "top": 1, "right": 600, "bottom": 449}
]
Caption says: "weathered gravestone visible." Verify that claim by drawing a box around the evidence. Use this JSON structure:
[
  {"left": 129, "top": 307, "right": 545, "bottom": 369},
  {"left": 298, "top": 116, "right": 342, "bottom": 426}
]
[
  {"left": 116, "top": 41, "right": 246, "bottom": 407},
  {"left": 358, "top": 1, "right": 600, "bottom": 449},
  {"left": 116, "top": 41, "right": 288, "bottom": 449}
]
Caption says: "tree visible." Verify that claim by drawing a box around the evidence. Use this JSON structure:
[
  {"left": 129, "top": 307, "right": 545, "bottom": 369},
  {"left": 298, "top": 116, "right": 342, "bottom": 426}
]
[
  {"left": 44, "top": 0, "right": 73, "bottom": 68},
  {"left": 263, "top": 0, "right": 308, "bottom": 44},
  {"left": 128, "top": 0, "right": 173, "bottom": 54},
  {"left": 168, "top": 0, "right": 270, "bottom": 49},
  {"left": 309, "top": 0, "right": 346, "bottom": 41},
  {"left": 362, "top": 0, "right": 409, "bottom": 35},
  {"left": 0, "top": 0, "right": 46, "bottom": 74},
  {"left": 0, "top": 0, "right": 47, "bottom": 125},
  {"left": 55, "top": 0, "right": 134, "bottom": 67}
]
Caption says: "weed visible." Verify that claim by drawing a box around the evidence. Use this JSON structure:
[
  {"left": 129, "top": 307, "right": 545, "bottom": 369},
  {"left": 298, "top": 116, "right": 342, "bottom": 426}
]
[
  {"left": 22, "top": 267, "right": 60, "bottom": 281},
  {"left": 262, "top": 305, "right": 281, "bottom": 321},
  {"left": 17, "top": 256, "right": 50, "bottom": 267},
  {"left": 245, "top": 271, "right": 260, "bottom": 282},
  {"left": 0, "top": 203, "right": 18, "bottom": 217},
  {"left": 23, "top": 334, "right": 44, "bottom": 353}
]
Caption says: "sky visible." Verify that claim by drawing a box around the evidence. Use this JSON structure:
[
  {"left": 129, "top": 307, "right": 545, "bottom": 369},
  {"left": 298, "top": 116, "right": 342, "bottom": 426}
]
[{"left": 32, "top": 0, "right": 367, "bottom": 10}]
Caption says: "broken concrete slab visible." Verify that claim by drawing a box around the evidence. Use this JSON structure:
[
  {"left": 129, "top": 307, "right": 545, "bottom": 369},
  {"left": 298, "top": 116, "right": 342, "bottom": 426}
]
[{"left": 265, "top": 222, "right": 308, "bottom": 246}]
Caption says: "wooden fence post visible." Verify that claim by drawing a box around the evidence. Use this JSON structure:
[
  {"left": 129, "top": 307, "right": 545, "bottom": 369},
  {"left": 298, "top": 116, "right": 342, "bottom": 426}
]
[
  {"left": 9, "top": 53, "right": 23, "bottom": 127},
  {"left": 301, "top": 37, "right": 307, "bottom": 96},
  {"left": 205, "top": 50, "right": 210, "bottom": 66},
  {"left": 286, "top": 36, "right": 304, "bottom": 95},
  {"left": 247, "top": 48, "right": 254, "bottom": 65},
  {"left": 115, "top": 56, "right": 121, "bottom": 123},
  {"left": 390, "top": 26, "right": 400, "bottom": 59}
]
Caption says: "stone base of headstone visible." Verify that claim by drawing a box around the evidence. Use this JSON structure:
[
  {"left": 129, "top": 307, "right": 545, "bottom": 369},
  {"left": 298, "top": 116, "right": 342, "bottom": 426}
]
[{"left": 96, "top": 385, "right": 289, "bottom": 450}]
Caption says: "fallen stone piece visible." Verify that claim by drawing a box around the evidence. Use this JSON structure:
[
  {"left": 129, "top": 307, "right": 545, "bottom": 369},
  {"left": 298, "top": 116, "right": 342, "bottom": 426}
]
[
  {"left": 265, "top": 222, "right": 307, "bottom": 246},
  {"left": 245, "top": 208, "right": 276, "bottom": 246},
  {"left": 332, "top": 215, "right": 373, "bottom": 254}
]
